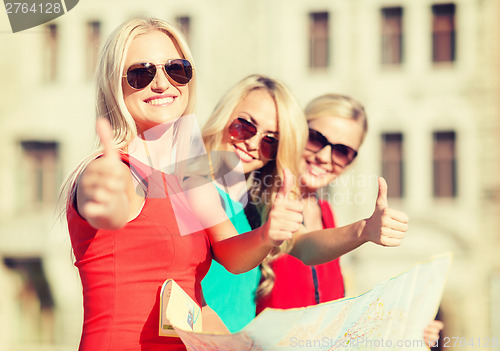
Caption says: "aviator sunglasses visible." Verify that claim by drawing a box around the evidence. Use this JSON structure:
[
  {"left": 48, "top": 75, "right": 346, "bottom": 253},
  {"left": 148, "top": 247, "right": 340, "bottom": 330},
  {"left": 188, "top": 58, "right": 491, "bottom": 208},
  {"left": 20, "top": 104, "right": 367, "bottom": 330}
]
[
  {"left": 228, "top": 117, "right": 279, "bottom": 160},
  {"left": 306, "top": 128, "right": 358, "bottom": 167},
  {"left": 123, "top": 59, "right": 193, "bottom": 89}
]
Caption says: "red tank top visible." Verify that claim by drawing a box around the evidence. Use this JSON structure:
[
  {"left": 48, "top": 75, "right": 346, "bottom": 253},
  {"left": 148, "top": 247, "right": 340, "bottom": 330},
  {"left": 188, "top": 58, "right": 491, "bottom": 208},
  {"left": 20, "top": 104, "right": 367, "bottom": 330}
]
[
  {"left": 68, "top": 154, "right": 211, "bottom": 351},
  {"left": 256, "top": 200, "right": 344, "bottom": 313}
]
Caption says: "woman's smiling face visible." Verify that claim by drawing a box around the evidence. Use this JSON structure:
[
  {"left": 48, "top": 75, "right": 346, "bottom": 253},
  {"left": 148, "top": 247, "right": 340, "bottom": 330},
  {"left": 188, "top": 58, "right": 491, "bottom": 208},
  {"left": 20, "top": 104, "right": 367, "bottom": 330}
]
[
  {"left": 122, "top": 30, "right": 190, "bottom": 134},
  {"left": 221, "top": 89, "right": 279, "bottom": 175},
  {"left": 300, "top": 115, "right": 364, "bottom": 191}
]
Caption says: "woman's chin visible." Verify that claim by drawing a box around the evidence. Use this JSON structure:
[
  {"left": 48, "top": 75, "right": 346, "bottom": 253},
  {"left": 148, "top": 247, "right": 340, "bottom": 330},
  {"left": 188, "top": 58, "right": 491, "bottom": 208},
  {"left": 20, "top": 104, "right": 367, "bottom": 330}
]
[
  {"left": 303, "top": 173, "right": 330, "bottom": 191},
  {"left": 242, "top": 161, "right": 264, "bottom": 174}
]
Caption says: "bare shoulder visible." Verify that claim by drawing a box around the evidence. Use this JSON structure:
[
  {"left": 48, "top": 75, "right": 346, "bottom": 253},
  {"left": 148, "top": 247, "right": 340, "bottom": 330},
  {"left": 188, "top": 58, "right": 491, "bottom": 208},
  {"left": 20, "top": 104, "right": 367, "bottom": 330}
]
[
  {"left": 183, "top": 176, "right": 220, "bottom": 204},
  {"left": 182, "top": 176, "right": 229, "bottom": 230}
]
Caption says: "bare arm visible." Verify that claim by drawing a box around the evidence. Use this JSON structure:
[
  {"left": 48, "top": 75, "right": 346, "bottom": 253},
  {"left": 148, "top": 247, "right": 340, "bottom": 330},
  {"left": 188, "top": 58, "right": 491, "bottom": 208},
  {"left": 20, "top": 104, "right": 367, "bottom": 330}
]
[
  {"left": 289, "top": 221, "right": 366, "bottom": 265},
  {"left": 200, "top": 292, "right": 230, "bottom": 334},
  {"left": 209, "top": 211, "right": 299, "bottom": 274},
  {"left": 188, "top": 169, "right": 303, "bottom": 274},
  {"left": 289, "top": 177, "right": 409, "bottom": 265}
]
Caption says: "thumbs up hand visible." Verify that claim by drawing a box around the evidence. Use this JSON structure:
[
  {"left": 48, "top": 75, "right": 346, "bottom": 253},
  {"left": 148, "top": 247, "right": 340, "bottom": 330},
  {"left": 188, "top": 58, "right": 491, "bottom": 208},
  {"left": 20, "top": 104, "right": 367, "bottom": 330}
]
[
  {"left": 96, "top": 117, "right": 121, "bottom": 163},
  {"left": 264, "top": 169, "right": 303, "bottom": 247},
  {"left": 362, "top": 177, "right": 409, "bottom": 246},
  {"left": 77, "top": 118, "right": 130, "bottom": 230}
]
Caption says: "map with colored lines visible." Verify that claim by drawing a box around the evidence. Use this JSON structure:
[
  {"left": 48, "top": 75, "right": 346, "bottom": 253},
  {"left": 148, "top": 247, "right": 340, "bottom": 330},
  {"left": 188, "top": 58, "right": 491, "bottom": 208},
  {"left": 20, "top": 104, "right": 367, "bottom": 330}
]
[{"left": 175, "top": 254, "right": 451, "bottom": 351}]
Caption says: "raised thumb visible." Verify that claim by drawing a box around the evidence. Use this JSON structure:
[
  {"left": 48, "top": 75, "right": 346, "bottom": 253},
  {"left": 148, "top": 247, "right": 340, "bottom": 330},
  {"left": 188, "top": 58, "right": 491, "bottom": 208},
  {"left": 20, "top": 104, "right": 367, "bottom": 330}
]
[
  {"left": 96, "top": 117, "right": 119, "bottom": 161},
  {"left": 376, "top": 176, "right": 388, "bottom": 208},
  {"left": 277, "top": 168, "right": 294, "bottom": 199}
]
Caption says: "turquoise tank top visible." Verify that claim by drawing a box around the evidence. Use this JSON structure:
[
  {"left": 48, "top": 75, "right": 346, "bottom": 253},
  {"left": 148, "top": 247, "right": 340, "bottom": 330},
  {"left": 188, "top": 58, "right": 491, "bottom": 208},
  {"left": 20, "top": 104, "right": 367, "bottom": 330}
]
[{"left": 201, "top": 186, "right": 261, "bottom": 332}]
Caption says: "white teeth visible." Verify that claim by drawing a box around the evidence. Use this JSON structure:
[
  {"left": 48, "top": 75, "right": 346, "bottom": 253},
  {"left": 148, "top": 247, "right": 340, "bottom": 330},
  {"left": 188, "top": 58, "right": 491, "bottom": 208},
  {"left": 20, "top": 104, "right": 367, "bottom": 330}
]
[
  {"left": 309, "top": 163, "right": 328, "bottom": 176},
  {"left": 147, "top": 97, "right": 174, "bottom": 106}
]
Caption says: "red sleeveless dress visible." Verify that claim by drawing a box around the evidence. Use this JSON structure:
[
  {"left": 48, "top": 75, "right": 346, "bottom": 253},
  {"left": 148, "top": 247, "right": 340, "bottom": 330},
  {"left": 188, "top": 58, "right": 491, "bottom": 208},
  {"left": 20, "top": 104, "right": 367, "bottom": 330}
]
[
  {"left": 256, "top": 200, "right": 344, "bottom": 313},
  {"left": 68, "top": 154, "right": 212, "bottom": 350}
]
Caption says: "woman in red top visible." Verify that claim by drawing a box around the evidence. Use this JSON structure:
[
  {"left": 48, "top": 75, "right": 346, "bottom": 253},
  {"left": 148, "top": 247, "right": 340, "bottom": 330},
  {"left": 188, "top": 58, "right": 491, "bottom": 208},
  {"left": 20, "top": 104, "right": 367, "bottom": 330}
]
[
  {"left": 63, "top": 17, "right": 304, "bottom": 351},
  {"left": 256, "top": 94, "right": 396, "bottom": 311},
  {"left": 257, "top": 93, "right": 443, "bottom": 346}
]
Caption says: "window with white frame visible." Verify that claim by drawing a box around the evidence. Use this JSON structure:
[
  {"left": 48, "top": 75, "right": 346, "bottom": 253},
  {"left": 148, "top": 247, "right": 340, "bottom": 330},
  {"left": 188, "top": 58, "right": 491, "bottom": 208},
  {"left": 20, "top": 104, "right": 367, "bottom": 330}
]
[
  {"left": 432, "top": 3, "right": 456, "bottom": 63},
  {"left": 43, "top": 23, "right": 58, "bottom": 82},
  {"left": 433, "top": 131, "right": 457, "bottom": 198},
  {"left": 381, "top": 132, "right": 404, "bottom": 198},
  {"left": 381, "top": 7, "right": 403, "bottom": 65},
  {"left": 309, "top": 11, "right": 330, "bottom": 69},
  {"left": 86, "top": 20, "right": 101, "bottom": 80},
  {"left": 20, "top": 141, "right": 60, "bottom": 208},
  {"left": 176, "top": 16, "right": 191, "bottom": 44}
]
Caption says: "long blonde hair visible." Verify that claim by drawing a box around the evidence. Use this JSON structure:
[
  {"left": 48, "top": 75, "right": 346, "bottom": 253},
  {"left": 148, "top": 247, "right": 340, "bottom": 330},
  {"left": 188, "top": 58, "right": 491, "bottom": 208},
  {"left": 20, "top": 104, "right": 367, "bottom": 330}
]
[{"left": 61, "top": 17, "right": 197, "bottom": 210}]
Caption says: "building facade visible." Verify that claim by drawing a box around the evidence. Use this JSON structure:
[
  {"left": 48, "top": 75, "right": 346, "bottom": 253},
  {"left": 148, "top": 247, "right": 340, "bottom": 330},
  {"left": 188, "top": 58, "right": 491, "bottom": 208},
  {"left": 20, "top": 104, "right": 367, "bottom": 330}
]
[{"left": 0, "top": 0, "right": 498, "bottom": 349}]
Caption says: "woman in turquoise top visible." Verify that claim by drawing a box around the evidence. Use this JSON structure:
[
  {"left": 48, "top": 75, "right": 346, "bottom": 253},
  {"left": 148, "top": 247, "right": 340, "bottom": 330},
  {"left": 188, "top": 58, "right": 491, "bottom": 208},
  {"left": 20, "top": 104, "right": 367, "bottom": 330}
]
[
  {"left": 201, "top": 75, "right": 307, "bottom": 332},
  {"left": 201, "top": 187, "right": 260, "bottom": 332},
  {"left": 200, "top": 75, "right": 410, "bottom": 333}
]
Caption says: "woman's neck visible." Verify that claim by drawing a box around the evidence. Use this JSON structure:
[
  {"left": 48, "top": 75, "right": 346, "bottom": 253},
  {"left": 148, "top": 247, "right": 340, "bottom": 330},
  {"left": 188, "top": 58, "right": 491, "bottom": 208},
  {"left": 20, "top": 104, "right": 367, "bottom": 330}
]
[
  {"left": 129, "top": 123, "right": 175, "bottom": 171},
  {"left": 210, "top": 157, "right": 249, "bottom": 202}
]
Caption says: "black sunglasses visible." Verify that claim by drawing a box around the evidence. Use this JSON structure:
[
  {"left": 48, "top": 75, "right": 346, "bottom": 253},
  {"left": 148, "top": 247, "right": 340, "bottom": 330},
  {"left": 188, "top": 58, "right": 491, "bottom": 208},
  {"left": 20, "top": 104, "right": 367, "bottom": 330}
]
[
  {"left": 306, "top": 128, "right": 358, "bottom": 167},
  {"left": 228, "top": 117, "right": 279, "bottom": 160},
  {"left": 122, "top": 59, "right": 193, "bottom": 89}
]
